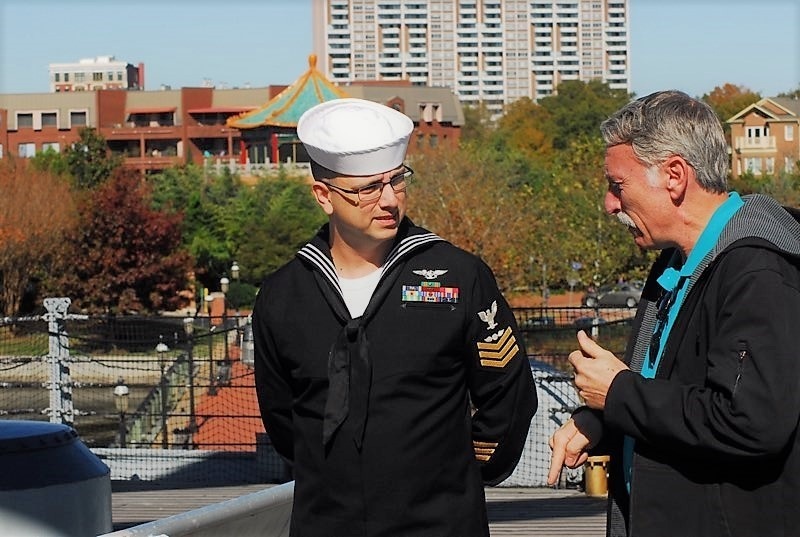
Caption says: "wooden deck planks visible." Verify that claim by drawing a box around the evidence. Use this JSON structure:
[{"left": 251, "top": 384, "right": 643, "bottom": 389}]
[{"left": 111, "top": 484, "right": 607, "bottom": 536}]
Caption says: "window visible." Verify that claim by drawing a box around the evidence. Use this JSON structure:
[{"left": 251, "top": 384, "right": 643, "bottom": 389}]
[
  {"left": 18, "top": 142, "right": 35, "bottom": 158},
  {"left": 786, "top": 125, "right": 795, "bottom": 141},
  {"left": 419, "top": 102, "right": 442, "bottom": 123},
  {"left": 0, "top": 144, "right": 3, "bottom": 159},
  {"left": 64, "top": 73, "right": 69, "bottom": 82},
  {"left": 786, "top": 156, "right": 796, "bottom": 173},
  {"left": 54, "top": 73, "right": 60, "bottom": 82},
  {"left": 93, "top": 72, "right": 103, "bottom": 81},
  {"left": 42, "top": 112, "right": 57, "bottom": 128},
  {"left": 745, "top": 157, "right": 762, "bottom": 174},
  {"left": 70, "top": 111, "right": 87, "bottom": 127},
  {"left": 17, "top": 113, "right": 33, "bottom": 128},
  {"left": 42, "top": 142, "right": 60, "bottom": 153},
  {"left": 74, "top": 72, "right": 85, "bottom": 82}
]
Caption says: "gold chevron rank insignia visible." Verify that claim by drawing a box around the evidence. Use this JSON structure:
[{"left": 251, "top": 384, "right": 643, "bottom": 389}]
[
  {"left": 476, "top": 327, "right": 519, "bottom": 368},
  {"left": 473, "top": 440, "right": 497, "bottom": 462}
]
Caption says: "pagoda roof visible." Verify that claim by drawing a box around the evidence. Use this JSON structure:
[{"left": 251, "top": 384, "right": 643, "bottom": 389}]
[{"left": 227, "top": 55, "right": 349, "bottom": 129}]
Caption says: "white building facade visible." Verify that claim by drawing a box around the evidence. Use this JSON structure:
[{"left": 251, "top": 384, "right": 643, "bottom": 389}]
[
  {"left": 48, "top": 56, "right": 144, "bottom": 93},
  {"left": 312, "top": 0, "right": 630, "bottom": 115}
]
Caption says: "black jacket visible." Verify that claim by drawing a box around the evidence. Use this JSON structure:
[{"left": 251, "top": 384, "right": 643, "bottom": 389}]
[
  {"left": 253, "top": 219, "right": 536, "bottom": 537},
  {"left": 576, "top": 195, "right": 800, "bottom": 537}
]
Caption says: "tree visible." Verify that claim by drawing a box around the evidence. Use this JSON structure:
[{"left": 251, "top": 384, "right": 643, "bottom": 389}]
[
  {"left": 149, "top": 165, "right": 324, "bottom": 293},
  {"left": 777, "top": 86, "right": 800, "bottom": 100},
  {"left": 533, "top": 137, "right": 653, "bottom": 289},
  {"left": 0, "top": 158, "right": 77, "bottom": 316},
  {"left": 150, "top": 164, "right": 237, "bottom": 291},
  {"left": 232, "top": 174, "right": 326, "bottom": 282},
  {"left": 730, "top": 170, "right": 800, "bottom": 208},
  {"left": 30, "top": 147, "right": 71, "bottom": 177},
  {"left": 46, "top": 169, "right": 192, "bottom": 313},
  {"left": 702, "top": 83, "right": 761, "bottom": 126},
  {"left": 460, "top": 102, "right": 496, "bottom": 146},
  {"left": 495, "top": 97, "right": 555, "bottom": 166},
  {"left": 538, "top": 80, "right": 631, "bottom": 150},
  {"left": 64, "top": 127, "right": 122, "bottom": 189},
  {"left": 409, "top": 144, "right": 534, "bottom": 290}
]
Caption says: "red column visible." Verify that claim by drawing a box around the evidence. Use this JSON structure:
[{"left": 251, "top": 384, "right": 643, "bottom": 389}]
[{"left": 271, "top": 131, "right": 279, "bottom": 164}]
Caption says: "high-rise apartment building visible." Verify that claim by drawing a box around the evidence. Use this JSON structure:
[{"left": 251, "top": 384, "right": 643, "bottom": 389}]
[
  {"left": 312, "top": 0, "right": 629, "bottom": 114},
  {"left": 49, "top": 56, "right": 145, "bottom": 92}
]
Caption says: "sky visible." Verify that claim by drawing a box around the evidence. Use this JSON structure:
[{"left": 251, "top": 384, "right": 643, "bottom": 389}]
[{"left": 1, "top": 0, "right": 798, "bottom": 99}]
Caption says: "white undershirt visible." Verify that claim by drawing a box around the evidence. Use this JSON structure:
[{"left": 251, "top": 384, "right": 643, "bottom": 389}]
[{"left": 338, "top": 268, "right": 382, "bottom": 318}]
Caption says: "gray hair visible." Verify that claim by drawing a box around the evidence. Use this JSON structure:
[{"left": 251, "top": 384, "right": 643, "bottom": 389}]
[{"left": 600, "top": 90, "right": 728, "bottom": 193}]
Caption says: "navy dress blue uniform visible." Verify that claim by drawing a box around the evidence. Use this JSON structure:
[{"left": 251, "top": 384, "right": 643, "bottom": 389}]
[{"left": 254, "top": 219, "right": 536, "bottom": 537}]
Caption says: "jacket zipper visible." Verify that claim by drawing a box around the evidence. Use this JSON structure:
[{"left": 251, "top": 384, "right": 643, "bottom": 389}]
[{"left": 732, "top": 343, "right": 748, "bottom": 397}]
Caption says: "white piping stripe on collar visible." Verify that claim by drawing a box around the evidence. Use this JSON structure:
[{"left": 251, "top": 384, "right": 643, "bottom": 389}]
[
  {"left": 298, "top": 244, "right": 341, "bottom": 293},
  {"left": 298, "top": 231, "right": 444, "bottom": 293},
  {"left": 383, "top": 232, "right": 443, "bottom": 274}
]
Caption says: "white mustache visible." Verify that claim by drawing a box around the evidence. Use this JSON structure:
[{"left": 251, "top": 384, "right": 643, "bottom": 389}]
[{"left": 616, "top": 212, "right": 637, "bottom": 230}]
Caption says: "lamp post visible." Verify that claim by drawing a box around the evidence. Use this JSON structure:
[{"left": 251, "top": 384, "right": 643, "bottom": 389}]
[
  {"left": 183, "top": 317, "right": 197, "bottom": 442},
  {"left": 220, "top": 276, "right": 230, "bottom": 363},
  {"left": 156, "top": 337, "right": 169, "bottom": 449},
  {"left": 113, "top": 378, "right": 129, "bottom": 448}
]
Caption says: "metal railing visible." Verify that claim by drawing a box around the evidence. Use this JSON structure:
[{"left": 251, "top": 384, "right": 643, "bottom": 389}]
[{"left": 0, "top": 298, "right": 636, "bottom": 485}]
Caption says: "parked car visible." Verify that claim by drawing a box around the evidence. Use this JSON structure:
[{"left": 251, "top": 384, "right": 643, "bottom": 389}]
[{"left": 582, "top": 281, "right": 643, "bottom": 308}]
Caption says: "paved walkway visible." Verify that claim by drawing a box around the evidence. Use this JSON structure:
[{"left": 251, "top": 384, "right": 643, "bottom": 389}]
[{"left": 111, "top": 483, "right": 606, "bottom": 536}]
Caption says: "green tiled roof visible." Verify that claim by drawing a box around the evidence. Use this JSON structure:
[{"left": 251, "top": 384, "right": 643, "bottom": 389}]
[{"left": 227, "top": 55, "right": 349, "bottom": 129}]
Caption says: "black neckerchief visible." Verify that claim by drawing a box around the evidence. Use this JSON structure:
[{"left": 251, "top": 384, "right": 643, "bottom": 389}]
[{"left": 297, "top": 218, "right": 445, "bottom": 450}]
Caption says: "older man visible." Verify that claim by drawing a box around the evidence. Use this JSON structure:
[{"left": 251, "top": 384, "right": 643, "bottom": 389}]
[
  {"left": 254, "top": 98, "right": 536, "bottom": 537},
  {"left": 548, "top": 90, "right": 800, "bottom": 537}
]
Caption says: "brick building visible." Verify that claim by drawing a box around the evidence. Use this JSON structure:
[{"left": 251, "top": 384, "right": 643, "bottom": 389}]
[
  {"left": 0, "top": 56, "right": 463, "bottom": 174},
  {"left": 727, "top": 97, "right": 800, "bottom": 178}
]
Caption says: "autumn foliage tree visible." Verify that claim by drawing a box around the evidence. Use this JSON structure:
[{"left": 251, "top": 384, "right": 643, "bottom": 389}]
[
  {"left": 0, "top": 158, "right": 77, "bottom": 316},
  {"left": 46, "top": 169, "right": 193, "bottom": 314},
  {"left": 495, "top": 97, "right": 555, "bottom": 166},
  {"left": 409, "top": 144, "right": 533, "bottom": 289},
  {"left": 702, "top": 83, "right": 761, "bottom": 128}
]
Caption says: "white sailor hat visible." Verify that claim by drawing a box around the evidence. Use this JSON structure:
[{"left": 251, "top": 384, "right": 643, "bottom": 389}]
[{"left": 297, "top": 98, "right": 414, "bottom": 176}]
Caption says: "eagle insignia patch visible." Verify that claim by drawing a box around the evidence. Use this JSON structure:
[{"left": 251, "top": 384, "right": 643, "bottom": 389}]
[
  {"left": 412, "top": 269, "right": 448, "bottom": 280},
  {"left": 477, "top": 300, "right": 498, "bottom": 330}
]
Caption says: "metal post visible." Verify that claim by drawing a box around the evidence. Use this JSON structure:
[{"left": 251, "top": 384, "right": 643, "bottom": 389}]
[
  {"left": 223, "top": 307, "right": 229, "bottom": 363},
  {"left": 208, "top": 326, "right": 216, "bottom": 396},
  {"left": 113, "top": 379, "right": 129, "bottom": 448},
  {"left": 156, "top": 337, "right": 169, "bottom": 449},
  {"left": 119, "top": 412, "right": 127, "bottom": 447},
  {"left": 43, "top": 297, "right": 75, "bottom": 426},
  {"left": 160, "top": 371, "right": 168, "bottom": 448},
  {"left": 183, "top": 318, "right": 197, "bottom": 442},
  {"left": 220, "top": 277, "right": 230, "bottom": 364}
]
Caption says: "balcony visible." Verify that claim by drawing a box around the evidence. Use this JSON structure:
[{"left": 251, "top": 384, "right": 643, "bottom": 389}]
[
  {"left": 104, "top": 124, "right": 180, "bottom": 140},
  {"left": 124, "top": 155, "right": 183, "bottom": 171},
  {"left": 186, "top": 125, "right": 239, "bottom": 139},
  {"left": 734, "top": 136, "right": 776, "bottom": 152}
]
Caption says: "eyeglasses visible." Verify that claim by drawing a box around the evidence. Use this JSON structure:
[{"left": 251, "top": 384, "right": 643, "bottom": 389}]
[
  {"left": 322, "top": 165, "right": 414, "bottom": 203},
  {"left": 648, "top": 288, "right": 676, "bottom": 367}
]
